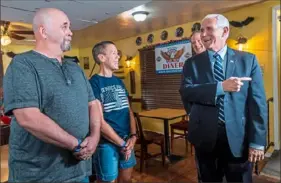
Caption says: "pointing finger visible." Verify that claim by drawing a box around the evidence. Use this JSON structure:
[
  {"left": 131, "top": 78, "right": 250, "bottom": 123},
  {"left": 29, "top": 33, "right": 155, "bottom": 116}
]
[{"left": 239, "top": 77, "right": 252, "bottom": 81}]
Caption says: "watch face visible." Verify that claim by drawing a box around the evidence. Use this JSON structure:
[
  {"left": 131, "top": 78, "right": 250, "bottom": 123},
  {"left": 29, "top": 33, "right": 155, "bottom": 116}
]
[
  {"left": 161, "top": 30, "right": 168, "bottom": 40},
  {"left": 147, "top": 34, "right": 154, "bottom": 43},
  {"left": 175, "top": 27, "right": 184, "bottom": 37},
  {"left": 136, "top": 37, "right": 142, "bottom": 46}
]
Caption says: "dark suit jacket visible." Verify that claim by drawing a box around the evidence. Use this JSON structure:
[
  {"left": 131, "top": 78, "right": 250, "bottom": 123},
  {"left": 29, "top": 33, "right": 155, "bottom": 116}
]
[{"left": 179, "top": 47, "right": 267, "bottom": 157}]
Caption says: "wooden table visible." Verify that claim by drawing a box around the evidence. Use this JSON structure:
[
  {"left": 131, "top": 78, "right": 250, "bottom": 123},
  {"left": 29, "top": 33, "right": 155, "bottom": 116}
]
[{"left": 138, "top": 108, "right": 187, "bottom": 163}]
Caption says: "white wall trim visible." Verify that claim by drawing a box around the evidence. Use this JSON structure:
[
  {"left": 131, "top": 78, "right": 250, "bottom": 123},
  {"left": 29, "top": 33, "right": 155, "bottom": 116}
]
[{"left": 272, "top": 5, "right": 280, "bottom": 150}]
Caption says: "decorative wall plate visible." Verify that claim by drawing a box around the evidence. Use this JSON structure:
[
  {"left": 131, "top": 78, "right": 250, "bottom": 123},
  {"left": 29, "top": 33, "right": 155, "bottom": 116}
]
[
  {"left": 147, "top": 34, "right": 154, "bottom": 43},
  {"left": 161, "top": 30, "right": 168, "bottom": 40},
  {"left": 136, "top": 37, "right": 142, "bottom": 46},
  {"left": 175, "top": 27, "right": 184, "bottom": 37},
  {"left": 191, "top": 22, "right": 201, "bottom": 32}
]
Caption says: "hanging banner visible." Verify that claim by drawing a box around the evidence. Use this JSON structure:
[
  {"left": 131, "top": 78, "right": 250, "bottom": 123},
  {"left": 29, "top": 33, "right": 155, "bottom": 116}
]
[{"left": 155, "top": 39, "right": 192, "bottom": 74}]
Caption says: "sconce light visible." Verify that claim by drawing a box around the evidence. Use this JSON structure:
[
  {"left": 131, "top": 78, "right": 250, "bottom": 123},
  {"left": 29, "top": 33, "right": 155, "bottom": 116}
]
[
  {"left": 236, "top": 36, "right": 247, "bottom": 51},
  {"left": 1, "top": 35, "right": 12, "bottom": 46},
  {"left": 132, "top": 11, "right": 149, "bottom": 22},
  {"left": 125, "top": 56, "right": 134, "bottom": 68}
]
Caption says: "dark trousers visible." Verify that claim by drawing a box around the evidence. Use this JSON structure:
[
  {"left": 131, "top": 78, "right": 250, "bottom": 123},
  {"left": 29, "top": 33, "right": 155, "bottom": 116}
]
[{"left": 195, "top": 123, "right": 253, "bottom": 183}]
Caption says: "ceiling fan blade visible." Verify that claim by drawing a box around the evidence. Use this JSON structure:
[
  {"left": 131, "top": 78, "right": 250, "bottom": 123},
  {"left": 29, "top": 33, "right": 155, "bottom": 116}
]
[
  {"left": 0, "top": 20, "right": 10, "bottom": 25},
  {"left": 9, "top": 32, "right": 26, "bottom": 40},
  {"left": 10, "top": 24, "right": 31, "bottom": 30},
  {"left": 10, "top": 30, "right": 34, "bottom": 35},
  {"left": 1, "top": 21, "right": 10, "bottom": 34}
]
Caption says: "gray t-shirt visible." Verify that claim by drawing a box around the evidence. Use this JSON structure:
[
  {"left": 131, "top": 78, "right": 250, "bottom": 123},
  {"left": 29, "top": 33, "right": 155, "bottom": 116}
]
[{"left": 3, "top": 50, "right": 95, "bottom": 182}]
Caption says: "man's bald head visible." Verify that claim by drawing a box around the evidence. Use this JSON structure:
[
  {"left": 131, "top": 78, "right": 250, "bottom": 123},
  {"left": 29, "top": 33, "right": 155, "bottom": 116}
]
[
  {"left": 32, "top": 8, "right": 72, "bottom": 52},
  {"left": 32, "top": 8, "right": 67, "bottom": 33}
]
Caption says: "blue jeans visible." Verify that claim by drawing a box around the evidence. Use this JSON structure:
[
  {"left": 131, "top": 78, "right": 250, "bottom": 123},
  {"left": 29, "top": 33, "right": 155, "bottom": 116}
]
[
  {"left": 93, "top": 142, "right": 136, "bottom": 182},
  {"left": 81, "top": 177, "right": 89, "bottom": 183}
]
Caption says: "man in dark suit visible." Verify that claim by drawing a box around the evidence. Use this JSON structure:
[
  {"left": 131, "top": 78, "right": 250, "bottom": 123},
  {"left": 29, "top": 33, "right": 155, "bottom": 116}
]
[{"left": 179, "top": 14, "right": 267, "bottom": 183}]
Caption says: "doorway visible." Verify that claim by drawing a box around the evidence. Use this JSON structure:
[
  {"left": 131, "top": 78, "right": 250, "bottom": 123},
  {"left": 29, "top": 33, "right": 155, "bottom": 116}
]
[{"left": 272, "top": 5, "right": 280, "bottom": 150}]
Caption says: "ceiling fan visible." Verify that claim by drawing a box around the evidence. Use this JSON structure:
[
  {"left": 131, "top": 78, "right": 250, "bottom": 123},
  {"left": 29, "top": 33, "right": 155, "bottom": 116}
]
[{"left": 1, "top": 20, "right": 34, "bottom": 46}]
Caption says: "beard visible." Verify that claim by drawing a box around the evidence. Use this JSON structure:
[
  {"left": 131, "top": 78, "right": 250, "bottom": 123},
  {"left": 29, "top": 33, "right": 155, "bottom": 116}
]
[{"left": 60, "top": 38, "right": 71, "bottom": 52}]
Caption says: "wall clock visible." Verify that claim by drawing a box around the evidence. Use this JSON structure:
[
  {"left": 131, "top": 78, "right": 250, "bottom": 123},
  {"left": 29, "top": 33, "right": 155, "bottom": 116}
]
[{"left": 175, "top": 27, "right": 184, "bottom": 37}]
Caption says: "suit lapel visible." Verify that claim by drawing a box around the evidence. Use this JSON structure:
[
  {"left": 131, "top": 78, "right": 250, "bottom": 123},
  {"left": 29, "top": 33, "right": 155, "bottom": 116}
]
[
  {"left": 225, "top": 47, "right": 236, "bottom": 79},
  {"left": 202, "top": 51, "right": 215, "bottom": 82}
]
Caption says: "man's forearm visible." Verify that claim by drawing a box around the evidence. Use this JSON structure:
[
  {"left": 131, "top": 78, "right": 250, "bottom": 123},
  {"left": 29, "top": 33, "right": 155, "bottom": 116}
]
[
  {"left": 88, "top": 100, "right": 102, "bottom": 148},
  {"left": 13, "top": 108, "right": 77, "bottom": 151},
  {"left": 179, "top": 82, "right": 217, "bottom": 105},
  {"left": 101, "top": 121, "right": 125, "bottom": 146},
  {"left": 248, "top": 55, "right": 268, "bottom": 147}
]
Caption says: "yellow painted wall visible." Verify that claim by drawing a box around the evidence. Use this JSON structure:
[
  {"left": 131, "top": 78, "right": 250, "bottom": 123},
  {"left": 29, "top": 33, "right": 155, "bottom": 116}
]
[
  {"left": 2, "top": 44, "right": 34, "bottom": 74},
  {"left": 78, "top": 47, "right": 98, "bottom": 78},
  {"left": 277, "top": 9, "right": 280, "bottom": 148},
  {"left": 76, "top": 1, "right": 280, "bottom": 136}
]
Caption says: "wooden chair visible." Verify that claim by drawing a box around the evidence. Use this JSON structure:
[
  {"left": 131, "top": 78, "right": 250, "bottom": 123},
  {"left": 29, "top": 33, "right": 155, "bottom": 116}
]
[
  {"left": 0, "top": 124, "right": 10, "bottom": 146},
  {"left": 170, "top": 116, "right": 193, "bottom": 155},
  {"left": 133, "top": 112, "right": 165, "bottom": 172}
]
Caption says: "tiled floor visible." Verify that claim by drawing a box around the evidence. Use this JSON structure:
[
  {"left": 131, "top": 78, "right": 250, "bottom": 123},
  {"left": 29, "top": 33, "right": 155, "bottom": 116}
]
[
  {"left": 1, "top": 139, "right": 280, "bottom": 183},
  {"left": 262, "top": 150, "right": 280, "bottom": 179}
]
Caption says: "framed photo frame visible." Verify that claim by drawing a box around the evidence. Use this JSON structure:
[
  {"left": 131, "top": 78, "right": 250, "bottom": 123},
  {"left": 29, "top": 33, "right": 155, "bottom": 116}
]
[{"left": 83, "top": 57, "right": 89, "bottom": 69}]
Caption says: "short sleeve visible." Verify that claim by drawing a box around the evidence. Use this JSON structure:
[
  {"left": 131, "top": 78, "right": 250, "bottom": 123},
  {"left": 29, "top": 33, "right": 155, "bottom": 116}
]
[
  {"left": 3, "top": 57, "right": 40, "bottom": 116},
  {"left": 86, "top": 79, "right": 95, "bottom": 102},
  {"left": 89, "top": 77, "right": 102, "bottom": 102},
  {"left": 81, "top": 72, "right": 95, "bottom": 102}
]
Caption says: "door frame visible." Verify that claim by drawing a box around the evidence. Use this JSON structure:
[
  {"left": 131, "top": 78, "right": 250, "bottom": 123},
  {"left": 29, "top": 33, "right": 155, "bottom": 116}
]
[{"left": 272, "top": 5, "right": 280, "bottom": 150}]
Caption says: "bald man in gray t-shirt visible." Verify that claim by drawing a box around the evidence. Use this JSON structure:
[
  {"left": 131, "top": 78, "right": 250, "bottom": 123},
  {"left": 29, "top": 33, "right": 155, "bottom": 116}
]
[{"left": 3, "top": 8, "right": 101, "bottom": 182}]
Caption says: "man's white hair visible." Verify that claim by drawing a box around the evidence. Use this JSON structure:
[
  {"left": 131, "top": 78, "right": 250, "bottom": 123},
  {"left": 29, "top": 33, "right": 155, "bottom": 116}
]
[
  {"left": 202, "top": 14, "right": 229, "bottom": 29},
  {"left": 202, "top": 14, "right": 230, "bottom": 38}
]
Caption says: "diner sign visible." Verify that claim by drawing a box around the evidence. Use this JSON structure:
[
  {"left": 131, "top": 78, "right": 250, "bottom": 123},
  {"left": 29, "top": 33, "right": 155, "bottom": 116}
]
[{"left": 155, "top": 39, "right": 192, "bottom": 74}]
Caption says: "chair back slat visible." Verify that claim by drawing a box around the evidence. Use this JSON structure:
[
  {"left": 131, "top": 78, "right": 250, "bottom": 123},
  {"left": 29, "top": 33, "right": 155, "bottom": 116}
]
[{"left": 133, "top": 112, "right": 144, "bottom": 141}]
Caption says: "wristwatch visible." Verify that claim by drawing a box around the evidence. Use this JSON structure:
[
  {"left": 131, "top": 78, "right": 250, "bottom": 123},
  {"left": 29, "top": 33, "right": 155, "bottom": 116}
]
[
  {"left": 73, "top": 139, "right": 82, "bottom": 152},
  {"left": 120, "top": 141, "right": 127, "bottom": 148},
  {"left": 129, "top": 134, "right": 138, "bottom": 138}
]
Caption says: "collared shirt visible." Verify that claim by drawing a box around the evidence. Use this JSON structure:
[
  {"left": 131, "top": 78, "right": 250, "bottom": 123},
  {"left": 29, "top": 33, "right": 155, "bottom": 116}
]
[{"left": 207, "top": 45, "right": 227, "bottom": 97}]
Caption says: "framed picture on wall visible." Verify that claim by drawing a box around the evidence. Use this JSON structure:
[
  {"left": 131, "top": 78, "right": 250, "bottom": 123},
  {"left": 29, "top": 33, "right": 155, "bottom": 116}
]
[{"left": 83, "top": 57, "right": 89, "bottom": 69}]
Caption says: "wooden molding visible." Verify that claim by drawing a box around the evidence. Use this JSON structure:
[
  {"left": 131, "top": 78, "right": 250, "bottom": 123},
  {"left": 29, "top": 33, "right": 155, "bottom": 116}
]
[
  {"left": 130, "top": 70, "right": 136, "bottom": 94},
  {"left": 0, "top": 53, "right": 3, "bottom": 88}
]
